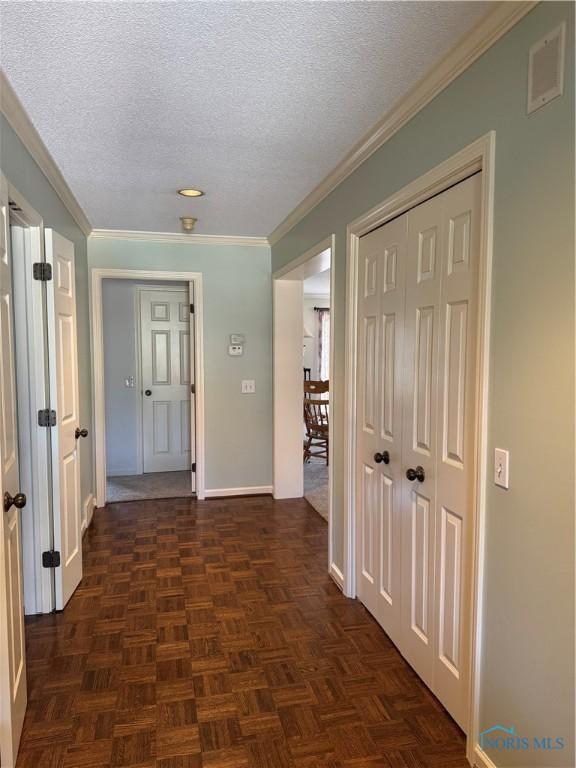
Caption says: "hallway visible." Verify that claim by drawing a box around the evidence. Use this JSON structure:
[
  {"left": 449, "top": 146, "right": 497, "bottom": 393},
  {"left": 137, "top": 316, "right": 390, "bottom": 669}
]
[{"left": 17, "top": 496, "right": 467, "bottom": 768}]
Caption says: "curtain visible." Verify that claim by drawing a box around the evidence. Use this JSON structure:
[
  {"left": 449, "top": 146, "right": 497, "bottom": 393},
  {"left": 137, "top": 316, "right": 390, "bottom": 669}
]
[{"left": 315, "top": 307, "right": 330, "bottom": 381}]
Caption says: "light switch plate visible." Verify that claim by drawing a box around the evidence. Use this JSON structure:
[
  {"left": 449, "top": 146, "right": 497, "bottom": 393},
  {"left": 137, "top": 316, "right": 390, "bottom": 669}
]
[
  {"left": 230, "top": 334, "right": 245, "bottom": 345},
  {"left": 241, "top": 379, "right": 256, "bottom": 394},
  {"left": 494, "top": 448, "right": 510, "bottom": 489}
]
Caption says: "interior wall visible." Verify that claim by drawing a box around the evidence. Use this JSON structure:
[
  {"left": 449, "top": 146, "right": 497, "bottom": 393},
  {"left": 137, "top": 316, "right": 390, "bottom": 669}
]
[
  {"left": 102, "top": 279, "right": 187, "bottom": 477},
  {"left": 0, "top": 114, "right": 94, "bottom": 512},
  {"left": 89, "top": 238, "right": 272, "bottom": 491},
  {"left": 271, "top": 2, "right": 574, "bottom": 764},
  {"left": 303, "top": 297, "right": 330, "bottom": 379}
]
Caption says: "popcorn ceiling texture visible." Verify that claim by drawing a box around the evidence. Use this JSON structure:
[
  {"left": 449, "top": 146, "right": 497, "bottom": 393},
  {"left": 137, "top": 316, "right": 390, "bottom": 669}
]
[{"left": 0, "top": 1, "right": 488, "bottom": 235}]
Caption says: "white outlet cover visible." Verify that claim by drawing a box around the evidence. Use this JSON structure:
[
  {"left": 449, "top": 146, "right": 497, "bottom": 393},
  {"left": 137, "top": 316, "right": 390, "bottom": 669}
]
[
  {"left": 494, "top": 448, "right": 510, "bottom": 489},
  {"left": 228, "top": 344, "right": 243, "bottom": 356},
  {"left": 241, "top": 379, "right": 256, "bottom": 394}
]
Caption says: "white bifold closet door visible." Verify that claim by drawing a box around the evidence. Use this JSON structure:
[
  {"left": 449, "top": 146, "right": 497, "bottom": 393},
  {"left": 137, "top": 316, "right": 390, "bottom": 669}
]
[
  {"left": 356, "top": 173, "right": 481, "bottom": 730},
  {"left": 140, "top": 289, "right": 194, "bottom": 478}
]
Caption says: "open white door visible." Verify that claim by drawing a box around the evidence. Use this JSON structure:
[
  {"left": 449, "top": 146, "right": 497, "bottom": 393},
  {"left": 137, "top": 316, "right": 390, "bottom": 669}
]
[
  {"left": 45, "top": 230, "right": 83, "bottom": 610},
  {"left": 140, "top": 288, "right": 194, "bottom": 480},
  {"left": 0, "top": 177, "right": 27, "bottom": 767}
]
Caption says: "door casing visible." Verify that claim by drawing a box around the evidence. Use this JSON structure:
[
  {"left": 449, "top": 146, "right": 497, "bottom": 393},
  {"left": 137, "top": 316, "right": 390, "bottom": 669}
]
[
  {"left": 343, "top": 132, "right": 495, "bottom": 765},
  {"left": 91, "top": 269, "right": 205, "bottom": 505},
  {"left": 6, "top": 180, "right": 54, "bottom": 616}
]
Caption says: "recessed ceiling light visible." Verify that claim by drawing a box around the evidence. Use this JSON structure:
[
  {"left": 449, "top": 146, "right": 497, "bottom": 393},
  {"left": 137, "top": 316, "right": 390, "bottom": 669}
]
[{"left": 178, "top": 188, "right": 204, "bottom": 197}]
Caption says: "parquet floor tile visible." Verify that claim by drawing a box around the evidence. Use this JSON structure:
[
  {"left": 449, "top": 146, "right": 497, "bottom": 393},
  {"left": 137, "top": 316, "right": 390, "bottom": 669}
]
[{"left": 17, "top": 496, "right": 468, "bottom": 767}]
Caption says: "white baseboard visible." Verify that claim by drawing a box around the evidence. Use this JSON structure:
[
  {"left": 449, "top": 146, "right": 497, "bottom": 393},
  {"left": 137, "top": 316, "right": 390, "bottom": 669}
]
[
  {"left": 81, "top": 493, "right": 96, "bottom": 533},
  {"left": 472, "top": 745, "right": 498, "bottom": 768},
  {"left": 204, "top": 485, "right": 273, "bottom": 499},
  {"left": 329, "top": 562, "right": 344, "bottom": 590}
]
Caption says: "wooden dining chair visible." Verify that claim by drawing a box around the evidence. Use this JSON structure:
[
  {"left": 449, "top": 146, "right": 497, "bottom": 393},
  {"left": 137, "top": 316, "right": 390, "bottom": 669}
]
[{"left": 303, "top": 380, "right": 329, "bottom": 464}]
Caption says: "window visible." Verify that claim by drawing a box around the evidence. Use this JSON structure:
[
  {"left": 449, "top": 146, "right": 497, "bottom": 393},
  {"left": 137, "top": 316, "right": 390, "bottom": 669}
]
[{"left": 316, "top": 307, "right": 330, "bottom": 381}]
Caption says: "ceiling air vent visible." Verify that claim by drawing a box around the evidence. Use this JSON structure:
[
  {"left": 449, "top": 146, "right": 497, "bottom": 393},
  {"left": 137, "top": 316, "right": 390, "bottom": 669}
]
[{"left": 527, "top": 22, "right": 565, "bottom": 114}]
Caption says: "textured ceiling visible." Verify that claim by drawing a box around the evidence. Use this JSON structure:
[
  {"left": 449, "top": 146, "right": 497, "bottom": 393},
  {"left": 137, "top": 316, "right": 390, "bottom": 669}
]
[{"left": 0, "top": 1, "right": 489, "bottom": 236}]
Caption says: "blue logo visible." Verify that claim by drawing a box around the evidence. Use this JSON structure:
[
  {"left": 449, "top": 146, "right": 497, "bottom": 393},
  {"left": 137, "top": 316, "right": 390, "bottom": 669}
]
[{"left": 480, "top": 724, "right": 565, "bottom": 752}]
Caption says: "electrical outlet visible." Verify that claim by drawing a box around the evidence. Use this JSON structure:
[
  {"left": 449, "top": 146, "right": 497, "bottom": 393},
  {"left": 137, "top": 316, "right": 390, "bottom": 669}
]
[
  {"left": 494, "top": 448, "right": 510, "bottom": 489},
  {"left": 241, "top": 379, "right": 256, "bottom": 394},
  {"left": 229, "top": 344, "right": 243, "bottom": 356}
]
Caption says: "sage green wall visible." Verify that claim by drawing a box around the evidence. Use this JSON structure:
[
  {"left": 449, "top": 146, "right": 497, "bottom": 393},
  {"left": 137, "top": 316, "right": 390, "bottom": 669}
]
[
  {"left": 272, "top": 3, "right": 574, "bottom": 764},
  {"left": 0, "top": 114, "right": 94, "bottom": 511},
  {"left": 88, "top": 238, "right": 272, "bottom": 491}
]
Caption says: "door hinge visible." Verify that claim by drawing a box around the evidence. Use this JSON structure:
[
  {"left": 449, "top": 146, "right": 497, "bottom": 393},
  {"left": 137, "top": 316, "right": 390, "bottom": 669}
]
[
  {"left": 38, "top": 409, "right": 56, "bottom": 427},
  {"left": 192, "top": 462, "right": 196, "bottom": 473},
  {"left": 42, "top": 550, "right": 61, "bottom": 568},
  {"left": 33, "top": 262, "right": 52, "bottom": 281},
  {"left": 190, "top": 303, "right": 194, "bottom": 314},
  {"left": 190, "top": 384, "right": 195, "bottom": 394}
]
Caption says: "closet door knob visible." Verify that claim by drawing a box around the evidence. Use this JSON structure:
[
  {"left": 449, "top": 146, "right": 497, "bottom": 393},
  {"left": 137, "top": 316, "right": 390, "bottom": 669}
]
[
  {"left": 406, "top": 466, "right": 425, "bottom": 482},
  {"left": 75, "top": 427, "right": 88, "bottom": 439},
  {"left": 4, "top": 492, "right": 27, "bottom": 513},
  {"left": 374, "top": 451, "right": 390, "bottom": 465},
  {"left": 145, "top": 390, "right": 152, "bottom": 397}
]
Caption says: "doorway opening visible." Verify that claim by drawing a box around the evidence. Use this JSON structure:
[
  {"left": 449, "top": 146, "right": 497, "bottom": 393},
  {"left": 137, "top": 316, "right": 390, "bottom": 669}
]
[
  {"left": 91, "top": 268, "right": 205, "bottom": 506},
  {"left": 302, "top": 271, "right": 331, "bottom": 521},
  {"left": 102, "top": 279, "right": 194, "bottom": 503},
  {"left": 272, "top": 236, "right": 336, "bottom": 574}
]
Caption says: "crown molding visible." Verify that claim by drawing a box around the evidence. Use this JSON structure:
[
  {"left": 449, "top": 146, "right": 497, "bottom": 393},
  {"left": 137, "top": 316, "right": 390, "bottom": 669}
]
[
  {"left": 0, "top": 69, "right": 92, "bottom": 236},
  {"left": 90, "top": 228, "right": 270, "bottom": 247},
  {"left": 268, "top": 0, "right": 537, "bottom": 246}
]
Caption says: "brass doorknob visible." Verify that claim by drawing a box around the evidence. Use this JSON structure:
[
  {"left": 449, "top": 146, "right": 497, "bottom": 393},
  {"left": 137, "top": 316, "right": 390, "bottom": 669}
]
[
  {"left": 4, "top": 492, "right": 27, "bottom": 513},
  {"left": 406, "top": 466, "right": 425, "bottom": 482}
]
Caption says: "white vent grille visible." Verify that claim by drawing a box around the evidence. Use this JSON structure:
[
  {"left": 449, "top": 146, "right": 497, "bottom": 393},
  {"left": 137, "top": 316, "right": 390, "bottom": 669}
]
[{"left": 527, "top": 22, "right": 566, "bottom": 114}]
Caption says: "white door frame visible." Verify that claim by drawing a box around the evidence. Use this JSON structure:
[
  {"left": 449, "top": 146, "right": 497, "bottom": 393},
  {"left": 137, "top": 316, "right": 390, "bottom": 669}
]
[
  {"left": 343, "top": 132, "right": 495, "bottom": 764},
  {"left": 272, "top": 235, "right": 338, "bottom": 583},
  {"left": 91, "top": 269, "right": 205, "bottom": 505},
  {"left": 6, "top": 179, "right": 54, "bottom": 615}
]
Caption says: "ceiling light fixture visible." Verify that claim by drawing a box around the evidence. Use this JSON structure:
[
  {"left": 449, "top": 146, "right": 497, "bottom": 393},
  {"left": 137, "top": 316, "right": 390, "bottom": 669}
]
[
  {"left": 178, "top": 188, "right": 204, "bottom": 197},
  {"left": 180, "top": 216, "right": 197, "bottom": 233}
]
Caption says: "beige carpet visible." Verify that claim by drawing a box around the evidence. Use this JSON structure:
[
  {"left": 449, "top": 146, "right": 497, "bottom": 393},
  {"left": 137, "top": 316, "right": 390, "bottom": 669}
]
[
  {"left": 106, "top": 470, "right": 193, "bottom": 503},
  {"left": 304, "top": 459, "right": 329, "bottom": 521}
]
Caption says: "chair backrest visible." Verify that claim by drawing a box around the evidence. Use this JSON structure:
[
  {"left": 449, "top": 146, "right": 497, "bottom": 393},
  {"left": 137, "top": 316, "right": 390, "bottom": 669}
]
[
  {"left": 303, "top": 380, "right": 329, "bottom": 434},
  {"left": 304, "top": 379, "right": 329, "bottom": 396}
]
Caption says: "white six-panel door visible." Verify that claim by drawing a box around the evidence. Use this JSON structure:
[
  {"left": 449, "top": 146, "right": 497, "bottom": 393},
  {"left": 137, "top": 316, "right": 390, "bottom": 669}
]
[
  {"left": 140, "top": 289, "right": 194, "bottom": 477},
  {"left": 0, "top": 177, "right": 27, "bottom": 768},
  {"left": 45, "top": 230, "right": 83, "bottom": 611},
  {"left": 356, "top": 174, "right": 481, "bottom": 730}
]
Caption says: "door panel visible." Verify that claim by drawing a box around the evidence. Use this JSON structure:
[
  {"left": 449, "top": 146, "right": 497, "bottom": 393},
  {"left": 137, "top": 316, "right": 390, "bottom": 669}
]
[
  {"left": 46, "top": 229, "right": 83, "bottom": 610},
  {"left": 0, "top": 177, "right": 27, "bottom": 767},
  {"left": 401, "top": 193, "right": 442, "bottom": 683},
  {"left": 433, "top": 174, "right": 481, "bottom": 728},
  {"left": 141, "top": 289, "right": 194, "bottom": 476},
  {"left": 356, "top": 216, "right": 406, "bottom": 647}
]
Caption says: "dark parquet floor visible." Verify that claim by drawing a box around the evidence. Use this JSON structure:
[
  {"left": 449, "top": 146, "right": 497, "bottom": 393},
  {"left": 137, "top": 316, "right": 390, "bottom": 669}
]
[{"left": 17, "top": 495, "right": 469, "bottom": 768}]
